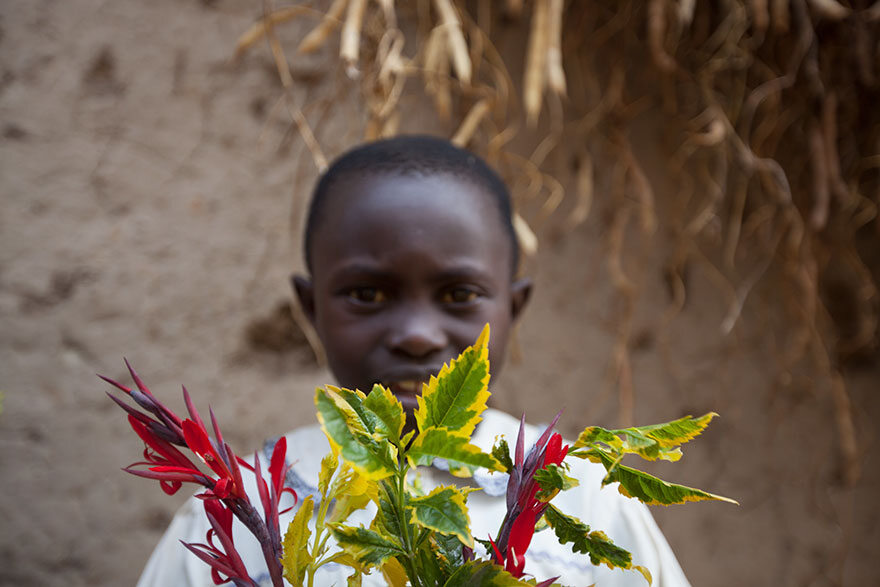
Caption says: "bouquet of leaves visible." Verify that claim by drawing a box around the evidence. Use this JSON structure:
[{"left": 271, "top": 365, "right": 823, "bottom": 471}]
[{"left": 105, "top": 326, "right": 735, "bottom": 586}]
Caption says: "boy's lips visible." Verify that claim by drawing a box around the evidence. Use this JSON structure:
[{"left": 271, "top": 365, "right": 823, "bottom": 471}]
[
  {"left": 385, "top": 380, "right": 423, "bottom": 395},
  {"left": 381, "top": 376, "right": 434, "bottom": 410}
]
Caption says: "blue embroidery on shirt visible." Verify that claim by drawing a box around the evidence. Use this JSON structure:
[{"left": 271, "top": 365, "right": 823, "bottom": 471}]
[
  {"left": 262, "top": 437, "right": 321, "bottom": 505},
  {"left": 432, "top": 458, "right": 508, "bottom": 496}
]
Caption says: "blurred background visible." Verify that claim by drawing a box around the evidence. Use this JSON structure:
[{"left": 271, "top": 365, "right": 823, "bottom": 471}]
[{"left": 1, "top": 1, "right": 878, "bottom": 585}]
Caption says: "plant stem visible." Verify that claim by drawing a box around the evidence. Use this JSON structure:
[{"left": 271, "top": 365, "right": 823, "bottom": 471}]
[
  {"left": 232, "top": 500, "right": 285, "bottom": 587},
  {"left": 307, "top": 485, "right": 335, "bottom": 587},
  {"left": 394, "top": 463, "right": 426, "bottom": 587}
]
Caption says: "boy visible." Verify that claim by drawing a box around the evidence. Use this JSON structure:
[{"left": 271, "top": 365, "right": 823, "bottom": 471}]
[{"left": 137, "top": 136, "right": 690, "bottom": 586}]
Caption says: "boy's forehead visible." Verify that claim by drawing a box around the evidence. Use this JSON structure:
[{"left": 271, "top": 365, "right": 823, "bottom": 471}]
[
  {"left": 311, "top": 171, "right": 512, "bottom": 267},
  {"left": 320, "top": 171, "right": 501, "bottom": 232}
]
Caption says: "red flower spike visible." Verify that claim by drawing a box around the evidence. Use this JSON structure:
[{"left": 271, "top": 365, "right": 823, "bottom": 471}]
[
  {"left": 522, "top": 410, "right": 563, "bottom": 473},
  {"left": 543, "top": 433, "right": 563, "bottom": 467},
  {"left": 236, "top": 454, "right": 256, "bottom": 474},
  {"left": 505, "top": 505, "right": 539, "bottom": 577},
  {"left": 212, "top": 477, "right": 230, "bottom": 499},
  {"left": 209, "top": 407, "right": 231, "bottom": 469},
  {"left": 266, "top": 437, "right": 297, "bottom": 517},
  {"left": 183, "top": 420, "right": 232, "bottom": 480},
  {"left": 488, "top": 534, "right": 504, "bottom": 566},
  {"left": 253, "top": 450, "right": 273, "bottom": 529},
  {"left": 127, "top": 416, "right": 202, "bottom": 475},
  {"left": 98, "top": 374, "right": 131, "bottom": 394},
  {"left": 182, "top": 385, "right": 207, "bottom": 431},
  {"left": 122, "top": 466, "right": 199, "bottom": 493},
  {"left": 107, "top": 392, "right": 153, "bottom": 425},
  {"left": 183, "top": 500, "right": 255, "bottom": 585},
  {"left": 105, "top": 362, "right": 285, "bottom": 586},
  {"left": 495, "top": 413, "right": 569, "bottom": 578},
  {"left": 515, "top": 415, "right": 526, "bottom": 466},
  {"left": 124, "top": 359, "right": 183, "bottom": 429},
  {"left": 181, "top": 540, "right": 241, "bottom": 584},
  {"left": 507, "top": 546, "right": 525, "bottom": 577},
  {"left": 124, "top": 358, "right": 153, "bottom": 398},
  {"left": 181, "top": 499, "right": 255, "bottom": 586},
  {"left": 254, "top": 453, "right": 281, "bottom": 541},
  {"left": 269, "top": 437, "right": 287, "bottom": 494},
  {"left": 204, "top": 499, "right": 235, "bottom": 549},
  {"left": 146, "top": 420, "right": 183, "bottom": 445},
  {"left": 225, "top": 442, "right": 248, "bottom": 501}
]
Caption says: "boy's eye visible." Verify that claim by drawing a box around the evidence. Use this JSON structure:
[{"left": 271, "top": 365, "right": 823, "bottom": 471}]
[
  {"left": 441, "top": 288, "right": 479, "bottom": 304},
  {"left": 347, "top": 287, "right": 387, "bottom": 304}
]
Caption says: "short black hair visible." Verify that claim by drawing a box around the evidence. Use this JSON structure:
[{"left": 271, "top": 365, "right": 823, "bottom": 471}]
[{"left": 303, "top": 135, "right": 519, "bottom": 274}]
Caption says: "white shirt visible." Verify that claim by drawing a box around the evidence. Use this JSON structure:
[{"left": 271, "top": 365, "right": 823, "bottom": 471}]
[{"left": 137, "top": 408, "right": 690, "bottom": 586}]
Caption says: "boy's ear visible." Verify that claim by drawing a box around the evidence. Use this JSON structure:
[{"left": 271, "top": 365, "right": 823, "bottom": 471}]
[
  {"left": 510, "top": 277, "right": 533, "bottom": 321},
  {"left": 291, "top": 275, "right": 316, "bottom": 325}
]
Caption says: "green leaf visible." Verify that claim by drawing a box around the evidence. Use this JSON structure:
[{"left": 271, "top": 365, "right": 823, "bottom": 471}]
[
  {"left": 433, "top": 532, "right": 466, "bottom": 571},
  {"left": 281, "top": 495, "right": 314, "bottom": 587},
  {"left": 409, "top": 485, "right": 474, "bottom": 548},
  {"left": 630, "top": 412, "right": 717, "bottom": 449},
  {"left": 543, "top": 505, "right": 637, "bottom": 574},
  {"left": 415, "top": 324, "right": 491, "bottom": 437},
  {"left": 407, "top": 426, "right": 502, "bottom": 476},
  {"left": 415, "top": 544, "right": 446, "bottom": 586},
  {"left": 374, "top": 481, "right": 404, "bottom": 538},
  {"left": 574, "top": 426, "right": 624, "bottom": 451},
  {"left": 330, "top": 525, "right": 405, "bottom": 567},
  {"left": 315, "top": 387, "right": 396, "bottom": 480},
  {"left": 574, "top": 413, "right": 717, "bottom": 463},
  {"left": 533, "top": 463, "right": 579, "bottom": 502},
  {"left": 335, "top": 387, "right": 382, "bottom": 435},
  {"left": 442, "top": 560, "right": 527, "bottom": 586},
  {"left": 491, "top": 437, "right": 514, "bottom": 473},
  {"left": 585, "top": 448, "right": 738, "bottom": 506},
  {"left": 364, "top": 384, "right": 405, "bottom": 444}
]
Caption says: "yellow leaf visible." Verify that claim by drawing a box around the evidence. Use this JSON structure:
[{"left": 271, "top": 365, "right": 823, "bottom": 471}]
[
  {"left": 414, "top": 324, "right": 491, "bottom": 438},
  {"left": 634, "top": 564, "right": 653, "bottom": 585},
  {"left": 315, "top": 387, "right": 396, "bottom": 480},
  {"left": 281, "top": 495, "right": 314, "bottom": 587},
  {"left": 323, "top": 551, "right": 366, "bottom": 573},
  {"left": 380, "top": 557, "right": 408, "bottom": 587},
  {"left": 319, "top": 451, "right": 338, "bottom": 496},
  {"left": 363, "top": 384, "right": 405, "bottom": 444},
  {"left": 347, "top": 570, "right": 362, "bottom": 586}
]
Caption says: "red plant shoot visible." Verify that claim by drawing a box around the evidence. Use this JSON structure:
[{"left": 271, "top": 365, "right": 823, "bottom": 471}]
[
  {"left": 102, "top": 361, "right": 296, "bottom": 587},
  {"left": 491, "top": 411, "right": 568, "bottom": 578}
]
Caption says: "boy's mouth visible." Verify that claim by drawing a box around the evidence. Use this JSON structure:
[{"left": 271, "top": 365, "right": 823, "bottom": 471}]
[{"left": 384, "top": 379, "right": 427, "bottom": 410}]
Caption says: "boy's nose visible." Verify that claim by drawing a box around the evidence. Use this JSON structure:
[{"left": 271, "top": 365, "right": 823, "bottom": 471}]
[{"left": 387, "top": 310, "right": 448, "bottom": 358}]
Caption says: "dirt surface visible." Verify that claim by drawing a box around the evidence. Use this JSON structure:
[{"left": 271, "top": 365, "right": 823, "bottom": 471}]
[{"left": 2, "top": 2, "right": 878, "bottom": 586}]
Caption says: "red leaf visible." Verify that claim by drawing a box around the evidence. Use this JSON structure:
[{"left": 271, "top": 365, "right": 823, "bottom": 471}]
[
  {"left": 269, "top": 437, "right": 287, "bottom": 496},
  {"left": 160, "top": 479, "right": 182, "bottom": 495},
  {"left": 253, "top": 451, "right": 272, "bottom": 526}
]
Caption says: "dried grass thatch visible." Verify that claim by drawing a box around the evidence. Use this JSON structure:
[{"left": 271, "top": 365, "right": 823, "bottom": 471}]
[{"left": 236, "top": 0, "right": 879, "bottom": 486}]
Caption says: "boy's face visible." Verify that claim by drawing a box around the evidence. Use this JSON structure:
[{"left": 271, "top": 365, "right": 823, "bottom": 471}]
[{"left": 294, "top": 172, "right": 531, "bottom": 411}]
